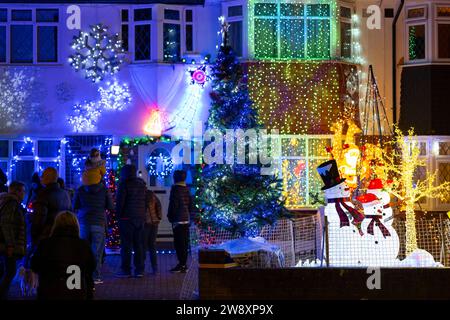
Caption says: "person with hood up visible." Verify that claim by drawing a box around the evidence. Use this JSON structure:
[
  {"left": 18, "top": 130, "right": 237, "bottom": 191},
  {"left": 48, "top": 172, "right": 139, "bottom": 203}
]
[
  {"left": 82, "top": 148, "right": 106, "bottom": 186},
  {"left": 115, "top": 164, "right": 148, "bottom": 278},
  {"left": 73, "top": 175, "right": 113, "bottom": 284}
]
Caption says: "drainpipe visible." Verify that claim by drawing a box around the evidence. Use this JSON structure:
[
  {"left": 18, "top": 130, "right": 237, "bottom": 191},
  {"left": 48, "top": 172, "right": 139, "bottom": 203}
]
[{"left": 392, "top": 0, "right": 405, "bottom": 124}]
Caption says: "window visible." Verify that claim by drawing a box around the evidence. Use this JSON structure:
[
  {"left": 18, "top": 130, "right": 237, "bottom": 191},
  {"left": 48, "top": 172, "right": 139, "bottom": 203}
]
[
  {"left": 227, "top": 5, "right": 244, "bottom": 57},
  {"left": 438, "top": 24, "right": 450, "bottom": 58},
  {"left": 253, "top": 2, "right": 331, "bottom": 59},
  {"left": 135, "top": 24, "right": 151, "bottom": 60},
  {"left": 163, "top": 23, "right": 180, "bottom": 62},
  {"left": 134, "top": 8, "right": 152, "bottom": 61},
  {"left": 437, "top": 6, "right": 450, "bottom": 17},
  {"left": 229, "top": 21, "right": 243, "bottom": 56},
  {"left": 121, "top": 9, "right": 129, "bottom": 51},
  {"left": 0, "top": 140, "right": 8, "bottom": 158},
  {"left": 164, "top": 9, "right": 180, "bottom": 21},
  {"left": 407, "top": 7, "right": 426, "bottom": 19},
  {"left": 134, "top": 8, "right": 152, "bottom": 21},
  {"left": 1, "top": 8, "right": 59, "bottom": 64},
  {"left": 185, "top": 10, "right": 193, "bottom": 52},
  {"left": 408, "top": 24, "right": 426, "bottom": 60},
  {"left": 339, "top": 6, "right": 352, "bottom": 59}
]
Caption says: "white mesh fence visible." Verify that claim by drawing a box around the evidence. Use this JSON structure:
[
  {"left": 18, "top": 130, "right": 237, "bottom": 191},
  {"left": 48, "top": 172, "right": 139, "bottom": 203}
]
[{"left": 180, "top": 214, "right": 450, "bottom": 299}]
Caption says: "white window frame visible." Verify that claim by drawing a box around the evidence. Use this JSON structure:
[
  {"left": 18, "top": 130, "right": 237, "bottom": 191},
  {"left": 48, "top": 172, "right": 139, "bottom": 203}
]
[
  {"left": 434, "top": 4, "right": 450, "bottom": 62},
  {"left": 225, "top": 1, "right": 245, "bottom": 58},
  {"left": 162, "top": 6, "right": 182, "bottom": 62},
  {"left": 0, "top": 7, "right": 60, "bottom": 65},
  {"left": 6, "top": 138, "right": 63, "bottom": 183},
  {"left": 130, "top": 5, "right": 155, "bottom": 63},
  {"left": 184, "top": 8, "right": 195, "bottom": 54},
  {"left": 252, "top": 1, "right": 333, "bottom": 60}
]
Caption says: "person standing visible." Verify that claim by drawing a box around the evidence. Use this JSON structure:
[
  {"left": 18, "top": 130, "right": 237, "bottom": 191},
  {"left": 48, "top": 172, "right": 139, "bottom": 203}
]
[
  {"left": 73, "top": 181, "right": 113, "bottom": 284},
  {"left": 30, "top": 167, "right": 72, "bottom": 247},
  {"left": 30, "top": 211, "right": 96, "bottom": 300},
  {"left": 0, "top": 181, "right": 26, "bottom": 299},
  {"left": 144, "top": 189, "right": 162, "bottom": 274},
  {"left": 115, "top": 164, "right": 147, "bottom": 278},
  {"left": 168, "top": 170, "right": 193, "bottom": 273}
]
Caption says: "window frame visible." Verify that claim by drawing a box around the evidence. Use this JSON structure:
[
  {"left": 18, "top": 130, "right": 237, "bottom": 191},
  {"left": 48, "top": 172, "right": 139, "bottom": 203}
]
[
  {"left": 225, "top": 2, "right": 244, "bottom": 58},
  {"left": 0, "top": 7, "right": 60, "bottom": 65},
  {"left": 130, "top": 4, "right": 155, "bottom": 63},
  {"left": 184, "top": 8, "right": 194, "bottom": 54},
  {"left": 405, "top": 22, "right": 428, "bottom": 63},
  {"left": 252, "top": 1, "right": 332, "bottom": 60},
  {"left": 162, "top": 7, "right": 182, "bottom": 62}
]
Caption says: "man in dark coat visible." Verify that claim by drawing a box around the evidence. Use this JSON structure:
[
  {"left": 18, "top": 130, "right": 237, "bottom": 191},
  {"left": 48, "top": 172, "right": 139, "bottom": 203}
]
[
  {"left": 168, "top": 170, "right": 193, "bottom": 273},
  {"left": 73, "top": 182, "right": 113, "bottom": 283},
  {"left": 30, "top": 167, "right": 72, "bottom": 247},
  {"left": 0, "top": 181, "right": 26, "bottom": 299},
  {"left": 116, "top": 164, "right": 148, "bottom": 278}
]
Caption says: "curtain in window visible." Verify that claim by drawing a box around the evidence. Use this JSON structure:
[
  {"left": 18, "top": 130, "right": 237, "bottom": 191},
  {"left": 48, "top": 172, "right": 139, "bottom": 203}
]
[{"left": 229, "top": 21, "right": 243, "bottom": 56}]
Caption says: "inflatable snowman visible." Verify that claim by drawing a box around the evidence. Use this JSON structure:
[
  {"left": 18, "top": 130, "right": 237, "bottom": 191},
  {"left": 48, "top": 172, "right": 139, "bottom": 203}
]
[
  {"left": 357, "top": 193, "right": 400, "bottom": 266},
  {"left": 317, "top": 160, "right": 366, "bottom": 266},
  {"left": 367, "top": 178, "right": 394, "bottom": 225}
]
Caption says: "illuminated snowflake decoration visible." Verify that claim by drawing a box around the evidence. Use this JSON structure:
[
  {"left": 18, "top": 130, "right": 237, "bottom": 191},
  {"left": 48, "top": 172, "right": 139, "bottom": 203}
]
[
  {"left": 69, "top": 24, "right": 125, "bottom": 83},
  {"left": 67, "top": 101, "right": 101, "bottom": 132},
  {"left": 0, "top": 68, "right": 49, "bottom": 131},
  {"left": 188, "top": 65, "right": 211, "bottom": 88},
  {"left": 146, "top": 153, "right": 174, "bottom": 178},
  {"left": 98, "top": 81, "right": 132, "bottom": 111}
]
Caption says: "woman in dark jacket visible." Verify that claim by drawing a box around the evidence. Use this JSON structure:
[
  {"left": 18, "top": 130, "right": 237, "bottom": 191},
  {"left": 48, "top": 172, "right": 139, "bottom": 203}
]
[{"left": 31, "top": 211, "right": 96, "bottom": 300}]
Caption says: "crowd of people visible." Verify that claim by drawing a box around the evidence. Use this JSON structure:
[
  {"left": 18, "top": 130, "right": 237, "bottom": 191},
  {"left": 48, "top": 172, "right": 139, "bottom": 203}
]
[{"left": 0, "top": 148, "right": 193, "bottom": 300}]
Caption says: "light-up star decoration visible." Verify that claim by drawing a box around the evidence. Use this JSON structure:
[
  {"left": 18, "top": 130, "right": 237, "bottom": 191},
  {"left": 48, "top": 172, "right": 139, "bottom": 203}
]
[{"left": 188, "top": 65, "right": 211, "bottom": 88}]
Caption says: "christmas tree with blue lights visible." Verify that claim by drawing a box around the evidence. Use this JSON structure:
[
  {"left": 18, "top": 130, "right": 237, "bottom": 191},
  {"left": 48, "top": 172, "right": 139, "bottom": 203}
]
[{"left": 196, "top": 19, "right": 286, "bottom": 236}]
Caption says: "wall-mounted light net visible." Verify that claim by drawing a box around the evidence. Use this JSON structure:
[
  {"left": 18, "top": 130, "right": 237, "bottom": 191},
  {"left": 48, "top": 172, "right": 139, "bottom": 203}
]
[{"left": 248, "top": 61, "right": 359, "bottom": 134}]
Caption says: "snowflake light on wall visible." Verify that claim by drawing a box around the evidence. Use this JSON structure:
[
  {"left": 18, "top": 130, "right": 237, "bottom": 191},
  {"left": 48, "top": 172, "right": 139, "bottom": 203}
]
[
  {"left": 69, "top": 24, "right": 125, "bottom": 83},
  {"left": 67, "top": 101, "right": 101, "bottom": 132},
  {"left": 98, "top": 81, "right": 132, "bottom": 111}
]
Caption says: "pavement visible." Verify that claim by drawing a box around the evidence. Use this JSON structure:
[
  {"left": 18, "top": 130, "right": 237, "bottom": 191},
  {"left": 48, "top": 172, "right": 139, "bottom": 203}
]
[{"left": 8, "top": 253, "right": 187, "bottom": 300}]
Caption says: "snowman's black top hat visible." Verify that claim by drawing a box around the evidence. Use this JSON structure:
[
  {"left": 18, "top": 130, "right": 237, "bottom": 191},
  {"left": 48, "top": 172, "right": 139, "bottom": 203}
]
[{"left": 316, "top": 159, "right": 346, "bottom": 190}]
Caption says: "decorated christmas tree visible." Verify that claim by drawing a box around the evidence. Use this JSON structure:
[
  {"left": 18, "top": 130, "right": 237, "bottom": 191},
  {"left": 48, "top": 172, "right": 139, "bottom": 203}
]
[{"left": 196, "top": 19, "right": 286, "bottom": 236}]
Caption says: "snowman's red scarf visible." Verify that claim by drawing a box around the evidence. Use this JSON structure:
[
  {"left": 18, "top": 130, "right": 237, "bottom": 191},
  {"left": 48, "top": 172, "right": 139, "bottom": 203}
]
[
  {"left": 364, "top": 215, "right": 391, "bottom": 238},
  {"left": 327, "top": 198, "right": 365, "bottom": 231}
]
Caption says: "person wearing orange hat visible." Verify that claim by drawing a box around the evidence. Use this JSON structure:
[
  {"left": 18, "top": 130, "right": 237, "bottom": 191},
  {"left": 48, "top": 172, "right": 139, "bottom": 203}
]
[{"left": 30, "top": 167, "right": 72, "bottom": 247}]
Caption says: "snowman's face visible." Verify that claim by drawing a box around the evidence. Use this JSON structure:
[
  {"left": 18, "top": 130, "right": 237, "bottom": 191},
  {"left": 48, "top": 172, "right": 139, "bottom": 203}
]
[
  {"left": 324, "top": 181, "right": 350, "bottom": 199},
  {"left": 363, "top": 201, "right": 384, "bottom": 216}
]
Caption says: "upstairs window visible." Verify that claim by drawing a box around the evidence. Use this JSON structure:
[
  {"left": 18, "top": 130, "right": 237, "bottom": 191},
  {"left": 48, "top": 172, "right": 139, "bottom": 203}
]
[
  {"left": 185, "top": 9, "right": 193, "bottom": 52},
  {"left": 253, "top": 2, "right": 331, "bottom": 60},
  {"left": 134, "top": 8, "right": 152, "bottom": 61},
  {"left": 436, "top": 6, "right": 450, "bottom": 59},
  {"left": 163, "top": 9, "right": 181, "bottom": 62},
  {"left": 405, "top": 6, "right": 427, "bottom": 62},
  {"left": 0, "top": 8, "right": 59, "bottom": 64},
  {"left": 227, "top": 5, "right": 243, "bottom": 57},
  {"left": 339, "top": 5, "right": 352, "bottom": 59},
  {"left": 121, "top": 9, "right": 129, "bottom": 51}
]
